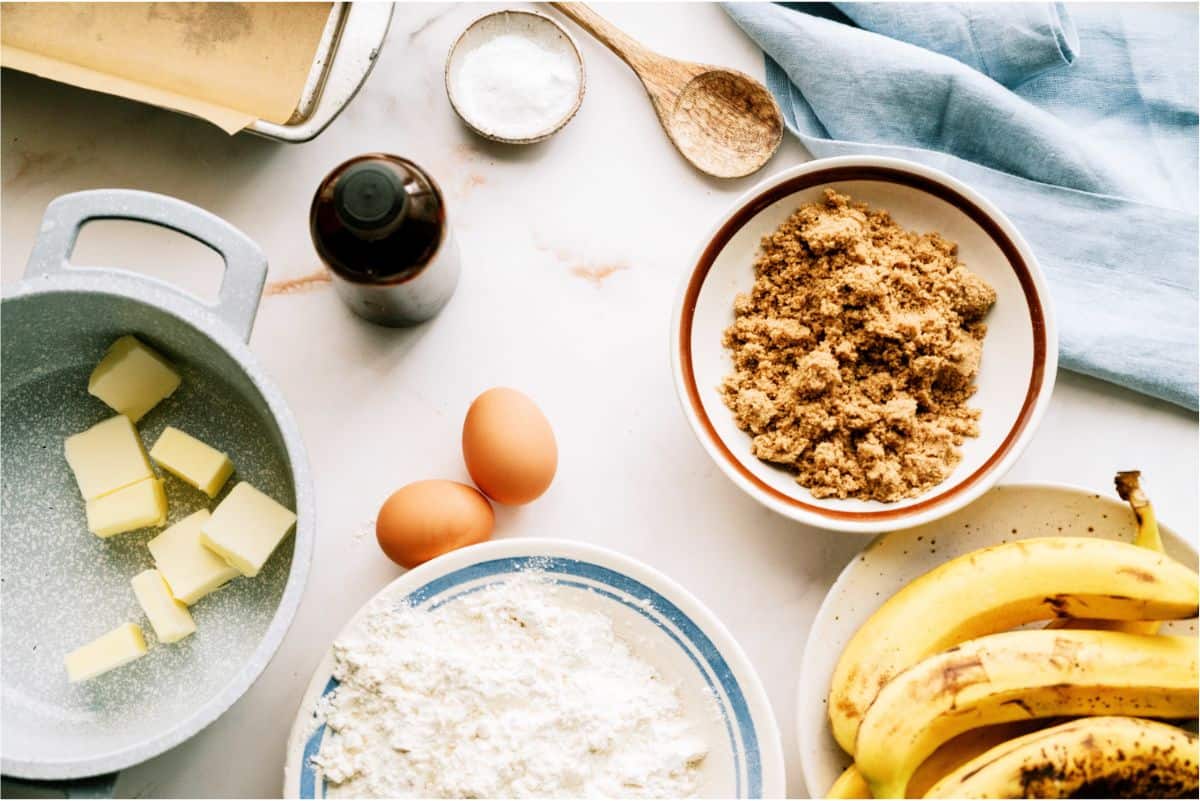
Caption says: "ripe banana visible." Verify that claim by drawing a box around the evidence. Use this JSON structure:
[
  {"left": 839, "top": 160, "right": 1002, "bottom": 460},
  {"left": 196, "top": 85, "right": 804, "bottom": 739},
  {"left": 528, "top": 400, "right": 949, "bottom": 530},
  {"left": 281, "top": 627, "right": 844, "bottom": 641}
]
[
  {"left": 1051, "top": 471, "right": 1166, "bottom": 634},
  {"left": 828, "top": 765, "right": 871, "bottom": 799},
  {"left": 905, "top": 719, "right": 1047, "bottom": 798},
  {"left": 925, "top": 716, "right": 1199, "bottom": 798},
  {"left": 853, "top": 630, "right": 1199, "bottom": 798},
  {"left": 828, "top": 537, "right": 1199, "bottom": 754},
  {"left": 827, "top": 721, "right": 1046, "bottom": 799}
]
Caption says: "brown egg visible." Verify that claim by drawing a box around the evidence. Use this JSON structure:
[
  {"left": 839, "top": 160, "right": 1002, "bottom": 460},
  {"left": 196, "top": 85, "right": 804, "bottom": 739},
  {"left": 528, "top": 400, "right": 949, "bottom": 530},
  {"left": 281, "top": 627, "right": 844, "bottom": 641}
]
[
  {"left": 376, "top": 480, "right": 494, "bottom": 568},
  {"left": 462, "top": 388, "right": 557, "bottom": 505}
]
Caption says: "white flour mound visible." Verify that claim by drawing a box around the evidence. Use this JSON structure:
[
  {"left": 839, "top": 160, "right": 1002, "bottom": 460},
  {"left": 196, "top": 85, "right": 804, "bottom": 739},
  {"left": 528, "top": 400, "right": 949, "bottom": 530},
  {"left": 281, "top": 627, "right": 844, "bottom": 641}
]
[{"left": 311, "top": 572, "right": 708, "bottom": 798}]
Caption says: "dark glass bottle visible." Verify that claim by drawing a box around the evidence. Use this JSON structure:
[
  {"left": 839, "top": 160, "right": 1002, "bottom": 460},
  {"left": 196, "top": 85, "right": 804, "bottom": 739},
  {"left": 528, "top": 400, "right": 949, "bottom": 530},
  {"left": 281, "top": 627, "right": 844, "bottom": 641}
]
[{"left": 310, "top": 154, "right": 459, "bottom": 326}]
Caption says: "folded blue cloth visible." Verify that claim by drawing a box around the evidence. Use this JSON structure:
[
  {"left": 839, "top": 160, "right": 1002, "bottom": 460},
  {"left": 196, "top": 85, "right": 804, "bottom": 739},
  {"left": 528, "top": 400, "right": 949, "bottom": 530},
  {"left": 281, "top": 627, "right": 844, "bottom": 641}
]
[{"left": 725, "top": 3, "right": 1199, "bottom": 410}]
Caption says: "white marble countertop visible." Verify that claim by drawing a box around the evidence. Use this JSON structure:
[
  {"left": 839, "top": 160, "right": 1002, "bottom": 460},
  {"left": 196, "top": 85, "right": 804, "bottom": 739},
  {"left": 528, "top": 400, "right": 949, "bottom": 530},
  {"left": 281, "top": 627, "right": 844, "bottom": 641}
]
[{"left": 2, "top": 3, "right": 1196, "bottom": 798}]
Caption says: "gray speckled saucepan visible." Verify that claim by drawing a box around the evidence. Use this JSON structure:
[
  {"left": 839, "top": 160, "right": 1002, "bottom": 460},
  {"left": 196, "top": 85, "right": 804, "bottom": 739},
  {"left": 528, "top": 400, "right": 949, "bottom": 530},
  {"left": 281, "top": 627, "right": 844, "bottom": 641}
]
[{"left": 0, "top": 190, "right": 314, "bottom": 789}]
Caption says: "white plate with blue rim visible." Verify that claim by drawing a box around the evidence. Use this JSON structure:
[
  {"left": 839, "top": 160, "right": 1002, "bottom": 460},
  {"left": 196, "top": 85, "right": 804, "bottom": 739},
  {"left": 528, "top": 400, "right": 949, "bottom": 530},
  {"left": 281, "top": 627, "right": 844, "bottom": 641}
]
[{"left": 283, "top": 538, "right": 786, "bottom": 798}]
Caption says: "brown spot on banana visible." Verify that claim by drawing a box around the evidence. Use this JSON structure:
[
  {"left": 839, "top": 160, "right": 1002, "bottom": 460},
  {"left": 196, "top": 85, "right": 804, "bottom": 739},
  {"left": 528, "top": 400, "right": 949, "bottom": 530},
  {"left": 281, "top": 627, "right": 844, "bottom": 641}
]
[
  {"left": 1000, "top": 698, "right": 1035, "bottom": 717},
  {"left": 1116, "top": 566, "right": 1159, "bottom": 583},
  {"left": 1048, "top": 637, "right": 1085, "bottom": 670},
  {"left": 933, "top": 655, "right": 988, "bottom": 698},
  {"left": 1043, "top": 595, "right": 1072, "bottom": 617},
  {"left": 835, "top": 696, "right": 861, "bottom": 720}
]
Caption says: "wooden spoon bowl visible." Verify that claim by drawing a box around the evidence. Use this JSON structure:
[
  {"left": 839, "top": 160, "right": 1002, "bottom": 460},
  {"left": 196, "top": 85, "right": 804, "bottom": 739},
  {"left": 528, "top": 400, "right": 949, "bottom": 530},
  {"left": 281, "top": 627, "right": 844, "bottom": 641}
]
[
  {"left": 668, "top": 68, "right": 783, "bottom": 178},
  {"left": 551, "top": 2, "right": 783, "bottom": 178}
]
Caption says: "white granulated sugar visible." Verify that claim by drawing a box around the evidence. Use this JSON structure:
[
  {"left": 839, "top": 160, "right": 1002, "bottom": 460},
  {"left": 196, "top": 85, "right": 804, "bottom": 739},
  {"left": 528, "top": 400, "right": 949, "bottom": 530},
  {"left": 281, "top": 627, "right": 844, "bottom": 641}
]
[
  {"left": 454, "top": 33, "right": 579, "bottom": 139},
  {"left": 312, "top": 572, "right": 708, "bottom": 798}
]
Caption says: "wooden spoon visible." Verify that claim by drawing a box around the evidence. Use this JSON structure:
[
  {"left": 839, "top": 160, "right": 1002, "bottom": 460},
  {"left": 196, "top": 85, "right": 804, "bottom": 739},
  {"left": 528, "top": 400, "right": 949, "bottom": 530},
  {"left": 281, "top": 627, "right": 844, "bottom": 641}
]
[{"left": 550, "top": 2, "right": 783, "bottom": 179}]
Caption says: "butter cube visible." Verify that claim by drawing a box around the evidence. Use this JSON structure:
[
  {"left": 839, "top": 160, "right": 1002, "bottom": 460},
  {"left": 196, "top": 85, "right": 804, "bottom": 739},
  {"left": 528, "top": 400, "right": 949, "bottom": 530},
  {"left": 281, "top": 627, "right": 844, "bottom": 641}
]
[
  {"left": 64, "top": 415, "right": 154, "bottom": 500},
  {"left": 64, "top": 622, "right": 147, "bottom": 682},
  {"left": 200, "top": 482, "right": 297, "bottom": 577},
  {"left": 148, "top": 510, "right": 239, "bottom": 605},
  {"left": 131, "top": 569, "right": 195, "bottom": 643},
  {"left": 88, "top": 335, "right": 181, "bottom": 422},
  {"left": 85, "top": 478, "right": 167, "bottom": 538},
  {"left": 150, "top": 427, "right": 233, "bottom": 498}
]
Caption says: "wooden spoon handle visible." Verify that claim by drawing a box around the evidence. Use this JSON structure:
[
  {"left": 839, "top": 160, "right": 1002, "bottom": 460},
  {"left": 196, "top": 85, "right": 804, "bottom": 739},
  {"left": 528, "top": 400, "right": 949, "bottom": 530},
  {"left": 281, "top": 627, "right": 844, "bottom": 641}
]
[{"left": 549, "top": 2, "right": 654, "bottom": 70}]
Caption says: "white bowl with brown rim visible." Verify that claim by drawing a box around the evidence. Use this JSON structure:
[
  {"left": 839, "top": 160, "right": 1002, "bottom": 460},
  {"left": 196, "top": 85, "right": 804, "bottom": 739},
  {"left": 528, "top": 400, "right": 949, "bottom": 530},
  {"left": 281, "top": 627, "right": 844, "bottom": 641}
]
[{"left": 670, "top": 156, "right": 1057, "bottom": 534}]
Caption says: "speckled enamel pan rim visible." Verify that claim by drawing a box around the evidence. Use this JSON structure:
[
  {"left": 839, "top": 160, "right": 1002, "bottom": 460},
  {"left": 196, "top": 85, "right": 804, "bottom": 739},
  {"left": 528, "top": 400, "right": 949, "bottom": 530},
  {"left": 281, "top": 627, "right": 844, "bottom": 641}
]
[
  {"left": 282, "top": 538, "right": 787, "bottom": 798},
  {"left": 670, "top": 155, "right": 1058, "bottom": 535},
  {"left": 0, "top": 269, "right": 315, "bottom": 780},
  {"left": 444, "top": 9, "right": 587, "bottom": 145}
]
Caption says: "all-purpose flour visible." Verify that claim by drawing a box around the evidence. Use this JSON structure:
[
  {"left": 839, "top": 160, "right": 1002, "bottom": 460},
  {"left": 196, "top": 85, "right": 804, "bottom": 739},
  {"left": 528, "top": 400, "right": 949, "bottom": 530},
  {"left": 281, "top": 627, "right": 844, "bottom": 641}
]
[{"left": 311, "top": 572, "right": 709, "bottom": 798}]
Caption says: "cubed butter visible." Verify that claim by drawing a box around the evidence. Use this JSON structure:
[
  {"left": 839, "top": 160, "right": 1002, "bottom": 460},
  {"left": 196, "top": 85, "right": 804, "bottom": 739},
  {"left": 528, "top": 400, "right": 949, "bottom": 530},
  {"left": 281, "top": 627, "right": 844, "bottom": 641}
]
[
  {"left": 88, "top": 335, "right": 181, "bottom": 422},
  {"left": 148, "top": 510, "right": 240, "bottom": 604},
  {"left": 85, "top": 478, "right": 167, "bottom": 538},
  {"left": 200, "top": 482, "right": 297, "bottom": 577},
  {"left": 64, "top": 622, "right": 147, "bottom": 683},
  {"left": 150, "top": 426, "right": 234, "bottom": 498},
  {"left": 131, "top": 569, "right": 196, "bottom": 643},
  {"left": 64, "top": 415, "right": 154, "bottom": 500}
]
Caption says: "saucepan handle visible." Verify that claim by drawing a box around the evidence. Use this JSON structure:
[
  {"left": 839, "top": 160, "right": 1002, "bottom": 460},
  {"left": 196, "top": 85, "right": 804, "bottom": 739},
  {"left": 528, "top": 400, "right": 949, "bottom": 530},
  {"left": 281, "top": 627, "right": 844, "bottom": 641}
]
[
  {"left": 24, "top": 189, "right": 268, "bottom": 343},
  {"left": 0, "top": 772, "right": 117, "bottom": 798}
]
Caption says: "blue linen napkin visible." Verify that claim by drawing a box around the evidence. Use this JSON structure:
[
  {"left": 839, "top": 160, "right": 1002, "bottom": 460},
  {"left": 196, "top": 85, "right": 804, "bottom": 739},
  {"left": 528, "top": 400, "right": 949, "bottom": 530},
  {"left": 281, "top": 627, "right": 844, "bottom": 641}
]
[{"left": 724, "top": 3, "right": 1199, "bottom": 410}]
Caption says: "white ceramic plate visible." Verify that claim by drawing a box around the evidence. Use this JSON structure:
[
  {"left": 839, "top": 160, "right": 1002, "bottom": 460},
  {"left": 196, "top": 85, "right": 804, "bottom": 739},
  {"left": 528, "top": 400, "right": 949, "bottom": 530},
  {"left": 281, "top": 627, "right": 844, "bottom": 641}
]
[
  {"left": 283, "top": 538, "right": 786, "bottom": 798},
  {"left": 671, "top": 156, "right": 1058, "bottom": 533},
  {"left": 796, "top": 482, "right": 1199, "bottom": 797}
]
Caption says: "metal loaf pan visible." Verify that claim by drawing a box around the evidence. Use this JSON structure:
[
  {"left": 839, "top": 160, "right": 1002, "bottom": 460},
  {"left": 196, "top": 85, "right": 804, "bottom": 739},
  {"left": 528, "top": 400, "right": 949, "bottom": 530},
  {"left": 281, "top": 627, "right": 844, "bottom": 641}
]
[{"left": 252, "top": 1, "right": 393, "bottom": 142}]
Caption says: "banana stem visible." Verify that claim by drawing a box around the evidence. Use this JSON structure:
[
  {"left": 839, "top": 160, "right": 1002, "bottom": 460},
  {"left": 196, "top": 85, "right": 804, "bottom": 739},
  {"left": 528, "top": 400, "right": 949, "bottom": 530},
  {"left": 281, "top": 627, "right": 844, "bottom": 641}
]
[{"left": 1115, "top": 470, "right": 1162, "bottom": 552}]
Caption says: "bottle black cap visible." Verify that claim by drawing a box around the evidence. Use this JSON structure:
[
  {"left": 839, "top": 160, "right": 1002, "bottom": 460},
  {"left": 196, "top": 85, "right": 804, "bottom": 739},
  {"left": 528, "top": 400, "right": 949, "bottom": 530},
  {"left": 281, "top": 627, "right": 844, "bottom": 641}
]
[{"left": 333, "top": 163, "right": 407, "bottom": 230}]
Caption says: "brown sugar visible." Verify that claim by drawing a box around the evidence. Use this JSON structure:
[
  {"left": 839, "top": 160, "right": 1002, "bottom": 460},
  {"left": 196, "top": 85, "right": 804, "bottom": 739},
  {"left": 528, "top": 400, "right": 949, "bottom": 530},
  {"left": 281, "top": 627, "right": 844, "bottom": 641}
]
[{"left": 720, "top": 190, "right": 996, "bottom": 502}]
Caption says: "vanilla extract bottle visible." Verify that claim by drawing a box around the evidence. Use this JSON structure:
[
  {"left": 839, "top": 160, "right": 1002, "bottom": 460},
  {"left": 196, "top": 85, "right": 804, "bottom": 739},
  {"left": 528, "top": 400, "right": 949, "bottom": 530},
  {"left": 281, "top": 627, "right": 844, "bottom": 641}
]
[{"left": 310, "top": 154, "right": 459, "bottom": 326}]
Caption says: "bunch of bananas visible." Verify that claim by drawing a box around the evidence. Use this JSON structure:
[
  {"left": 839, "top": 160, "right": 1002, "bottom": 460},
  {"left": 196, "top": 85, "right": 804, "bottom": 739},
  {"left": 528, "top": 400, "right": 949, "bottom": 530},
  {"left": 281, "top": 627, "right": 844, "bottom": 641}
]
[{"left": 826, "top": 472, "right": 1200, "bottom": 799}]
